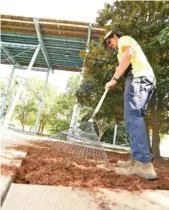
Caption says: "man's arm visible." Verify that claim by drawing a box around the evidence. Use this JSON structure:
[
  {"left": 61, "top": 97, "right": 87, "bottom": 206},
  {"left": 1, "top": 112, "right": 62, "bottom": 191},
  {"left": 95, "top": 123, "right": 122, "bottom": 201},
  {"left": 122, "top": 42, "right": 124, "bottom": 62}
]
[
  {"left": 105, "top": 46, "right": 132, "bottom": 90},
  {"left": 113, "top": 46, "right": 132, "bottom": 80}
]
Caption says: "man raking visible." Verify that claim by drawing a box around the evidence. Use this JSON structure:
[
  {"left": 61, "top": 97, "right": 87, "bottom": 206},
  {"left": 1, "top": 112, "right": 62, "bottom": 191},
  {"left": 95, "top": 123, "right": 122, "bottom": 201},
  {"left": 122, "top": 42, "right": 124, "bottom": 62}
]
[{"left": 104, "top": 30, "right": 157, "bottom": 180}]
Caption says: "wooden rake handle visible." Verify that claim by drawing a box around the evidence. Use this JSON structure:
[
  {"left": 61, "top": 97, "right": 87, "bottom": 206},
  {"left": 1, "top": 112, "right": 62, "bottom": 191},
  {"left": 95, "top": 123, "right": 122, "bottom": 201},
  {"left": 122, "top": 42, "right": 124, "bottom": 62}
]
[{"left": 90, "top": 89, "right": 109, "bottom": 120}]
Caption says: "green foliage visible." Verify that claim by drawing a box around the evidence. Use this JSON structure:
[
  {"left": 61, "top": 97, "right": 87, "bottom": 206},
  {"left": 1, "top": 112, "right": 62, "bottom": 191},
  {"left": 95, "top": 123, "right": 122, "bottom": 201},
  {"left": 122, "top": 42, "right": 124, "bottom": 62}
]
[
  {"left": 97, "top": 1, "right": 169, "bottom": 151},
  {"left": 66, "top": 74, "right": 80, "bottom": 94},
  {"left": 77, "top": 43, "right": 124, "bottom": 124},
  {"left": 0, "top": 79, "right": 18, "bottom": 117},
  {"left": 15, "top": 99, "right": 37, "bottom": 130},
  {"left": 77, "top": 1, "right": 169, "bottom": 147},
  {"left": 48, "top": 75, "right": 80, "bottom": 134},
  {"left": 0, "top": 73, "right": 84, "bottom": 135},
  {"left": 115, "top": 123, "right": 130, "bottom": 145},
  {"left": 49, "top": 118, "right": 69, "bottom": 134},
  {"left": 102, "top": 122, "right": 130, "bottom": 145}
]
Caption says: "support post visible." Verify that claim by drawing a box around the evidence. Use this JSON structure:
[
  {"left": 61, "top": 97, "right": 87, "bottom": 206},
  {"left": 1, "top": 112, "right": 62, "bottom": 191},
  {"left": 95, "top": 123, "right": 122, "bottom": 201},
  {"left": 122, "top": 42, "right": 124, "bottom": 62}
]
[
  {"left": 34, "top": 68, "right": 51, "bottom": 134},
  {"left": 33, "top": 18, "right": 52, "bottom": 71},
  {"left": 113, "top": 124, "right": 118, "bottom": 145},
  {"left": 67, "top": 103, "right": 79, "bottom": 140},
  {"left": 1, "top": 44, "right": 41, "bottom": 129},
  {"left": 0, "top": 66, "right": 15, "bottom": 120},
  {"left": 74, "top": 106, "right": 80, "bottom": 131},
  {"left": 67, "top": 23, "right": 92, "bottom": 140}
]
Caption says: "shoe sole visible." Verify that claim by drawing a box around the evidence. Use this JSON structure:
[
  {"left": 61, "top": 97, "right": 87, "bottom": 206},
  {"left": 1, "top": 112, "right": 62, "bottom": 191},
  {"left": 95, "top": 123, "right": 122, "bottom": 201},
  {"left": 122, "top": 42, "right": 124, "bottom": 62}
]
[{"left": 134, "top": 173, "right": 157, "bottom": 180}]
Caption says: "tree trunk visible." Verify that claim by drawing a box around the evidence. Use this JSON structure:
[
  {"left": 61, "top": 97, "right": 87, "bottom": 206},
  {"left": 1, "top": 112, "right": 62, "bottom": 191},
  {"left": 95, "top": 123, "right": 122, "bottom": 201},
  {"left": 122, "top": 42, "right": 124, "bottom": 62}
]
[
  {"left": 40, "top": 124, "right": 45, "bottom": 136},
  {"left": 151, "top": 92, "right": 160, "bottom": 158},
  {"left": 38, "top": 123, "right": 41, "bottom": 134},
  {"left": 152, "top": 125, "right": 160, "bottom": 157}
]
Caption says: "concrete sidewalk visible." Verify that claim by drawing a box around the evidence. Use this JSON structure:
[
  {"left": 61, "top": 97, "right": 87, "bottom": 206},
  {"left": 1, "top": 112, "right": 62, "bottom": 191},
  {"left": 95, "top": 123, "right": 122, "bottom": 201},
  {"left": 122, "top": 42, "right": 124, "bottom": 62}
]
[
  {"left": 0, "top": 128, "right": 58, "bottom": 149},
  {"left": 0, "top": 148, "right": 27, "bottom": 205},
  {"left": 2, "top": 184, "right": 169, "bottom": 210},
  {"left": 1, "top": 129, "right": 169, "bottom": 209},
  {"left": 0, "top": 176, "right": 12, "bottom": 205}
]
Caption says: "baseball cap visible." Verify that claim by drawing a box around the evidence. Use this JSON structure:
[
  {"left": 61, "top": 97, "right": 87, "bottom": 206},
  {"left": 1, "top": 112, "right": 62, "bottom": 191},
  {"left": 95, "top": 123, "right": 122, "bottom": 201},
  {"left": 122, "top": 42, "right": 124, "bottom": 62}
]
[{"left": 103, "top": 30, "right": 123, "bottom": 48}]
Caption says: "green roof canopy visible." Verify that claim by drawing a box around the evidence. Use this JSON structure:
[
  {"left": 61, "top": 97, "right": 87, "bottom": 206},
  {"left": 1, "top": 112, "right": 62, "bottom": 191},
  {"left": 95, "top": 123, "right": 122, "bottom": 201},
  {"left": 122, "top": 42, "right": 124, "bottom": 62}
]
[{"left": 1, "top": 14, "right": 105, "bottom": 72}]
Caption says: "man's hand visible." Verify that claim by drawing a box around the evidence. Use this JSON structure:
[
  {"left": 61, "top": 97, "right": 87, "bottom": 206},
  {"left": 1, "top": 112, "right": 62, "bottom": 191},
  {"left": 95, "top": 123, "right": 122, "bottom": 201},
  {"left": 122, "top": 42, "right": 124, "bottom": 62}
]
[{"left": 105, "top": 79, "right": 117, "bottom": 90}]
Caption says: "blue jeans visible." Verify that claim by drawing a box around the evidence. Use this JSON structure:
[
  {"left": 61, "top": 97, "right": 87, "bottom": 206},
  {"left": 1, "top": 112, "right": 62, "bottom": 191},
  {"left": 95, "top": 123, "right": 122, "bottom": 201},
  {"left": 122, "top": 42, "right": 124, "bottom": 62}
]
[{"left": 124, "top": 76, "right": 156, "bottom": 163}]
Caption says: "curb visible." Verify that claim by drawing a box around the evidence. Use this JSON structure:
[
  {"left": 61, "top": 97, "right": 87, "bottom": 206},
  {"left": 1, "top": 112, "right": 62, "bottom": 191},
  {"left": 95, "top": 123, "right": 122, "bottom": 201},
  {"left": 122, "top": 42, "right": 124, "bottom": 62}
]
[
  {"left": 1, "top": 150, "right": 27, "bottom": 206},
  {"left": 0, "top": 176, "right": 13, "bottom": 206}
]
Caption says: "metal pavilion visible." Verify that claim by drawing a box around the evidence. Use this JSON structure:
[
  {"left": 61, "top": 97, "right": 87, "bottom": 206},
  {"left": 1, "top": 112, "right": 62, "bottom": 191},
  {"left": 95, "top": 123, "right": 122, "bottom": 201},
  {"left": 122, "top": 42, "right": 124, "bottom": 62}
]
[{"left": 0, "top": 14, "right": 105, "bottom": 133}]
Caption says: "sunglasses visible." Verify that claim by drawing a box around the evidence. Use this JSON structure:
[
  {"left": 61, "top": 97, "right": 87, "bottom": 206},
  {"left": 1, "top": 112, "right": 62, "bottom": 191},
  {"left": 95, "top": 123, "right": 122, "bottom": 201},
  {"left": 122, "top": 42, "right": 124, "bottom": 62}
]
[{"left": 106, "top": 39, "right": 111, "bottom": 47}]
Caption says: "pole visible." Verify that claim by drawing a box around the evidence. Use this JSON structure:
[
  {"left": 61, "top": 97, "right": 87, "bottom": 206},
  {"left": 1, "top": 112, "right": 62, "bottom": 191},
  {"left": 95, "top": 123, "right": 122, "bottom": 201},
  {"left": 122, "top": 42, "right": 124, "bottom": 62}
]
[
  {"left": 67, "top": 23, "right": 92, "bottom": 140},
  {"left": 113, "top": 124, "right": 118, "bottom": 145},
  {"left": 2, "top": 44, "right": 41, "bottom": 129},
  {"left": 0, "top": 66, "right": 15, "bottom": 120}
]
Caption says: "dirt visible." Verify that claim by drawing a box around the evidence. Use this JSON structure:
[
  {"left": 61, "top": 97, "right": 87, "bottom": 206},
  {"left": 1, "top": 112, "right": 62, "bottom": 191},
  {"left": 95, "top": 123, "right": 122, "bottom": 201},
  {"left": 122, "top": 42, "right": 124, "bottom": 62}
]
[
  {"left": 1, "top": 164, "right": 18, "bottom": 176},
  {"left": 2, "top": 140, "right": 169, "bottom": 191}
]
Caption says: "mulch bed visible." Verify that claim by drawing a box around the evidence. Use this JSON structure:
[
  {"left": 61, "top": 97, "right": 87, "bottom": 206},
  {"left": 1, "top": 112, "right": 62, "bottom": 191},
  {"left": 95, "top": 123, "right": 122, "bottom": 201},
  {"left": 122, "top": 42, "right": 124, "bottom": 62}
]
[{"left": 2, "top": 140, "right": 169, "bottom": 191}]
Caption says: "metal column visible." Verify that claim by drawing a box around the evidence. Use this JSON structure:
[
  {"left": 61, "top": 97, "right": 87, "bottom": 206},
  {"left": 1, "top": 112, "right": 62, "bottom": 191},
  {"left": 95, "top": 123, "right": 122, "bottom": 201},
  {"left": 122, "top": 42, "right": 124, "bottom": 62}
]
[
  {"left": 0, "top": 66, "right": 15, "bottom": 120},
  {"left": 34, "top": 68, "right": 51, "bottom": 134},
  {"left": 2, "top": 44, "right": 41, "bottom": 129},
  {"left": 67, "top": 103, "right": 79, "bottom": 139},
  {"left": 67, "top": 24, "right": 92, "bottom": 140},
  {"left": 33, "top": 18, "right": 52, "bottom": 70},
  {"left": 113, "top": 124, "right": 118, "bottom": 145}
]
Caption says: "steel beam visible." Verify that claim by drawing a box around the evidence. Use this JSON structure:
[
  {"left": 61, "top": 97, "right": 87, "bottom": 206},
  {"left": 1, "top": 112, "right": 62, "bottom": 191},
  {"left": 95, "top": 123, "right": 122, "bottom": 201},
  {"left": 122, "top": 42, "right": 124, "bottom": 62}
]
[
  {"left": 80, "top": 23, "right": 92, "bottom": 79},
  {"left": 0, "top": 41, "right": 37, "bottom": 49},
  {"left": 0, "top": 66, "right": 15, "bottom": 120},
  {"left": 14, "top": 56, "right": 82, "bottom": 64},
  {"left": 14, "top": 66, "right": 49, "bottom": 72},
  {"left": 45, "top": 46, "right": 82, "bottom": 51},
  {"left": 1, "top": 46, "right": 20, "bottom": 66},
  {"left": 1, "top": 44, "right": 41, "bottom": 129},
  {"left": 87, "top": 24, "right": 92, "bottom": 46},
  {"left": 67, "top": 103, "right": 79, "bottom": 140},
  {"left": 1, "top": 32, "right": 86, "bottom": 44},
  {"left": 68, "top": 23, "right": 92, "bottom": 140},
  {"left": 33, "top": 18, "right": 52, "bottom": 71}
]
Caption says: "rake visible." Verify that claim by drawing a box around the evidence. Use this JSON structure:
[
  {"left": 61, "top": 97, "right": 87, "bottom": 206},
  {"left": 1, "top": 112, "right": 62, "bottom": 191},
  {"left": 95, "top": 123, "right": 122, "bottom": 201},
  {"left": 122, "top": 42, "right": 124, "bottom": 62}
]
[{"left": 64, "top": 89, "right": 111, "bottom": 169}]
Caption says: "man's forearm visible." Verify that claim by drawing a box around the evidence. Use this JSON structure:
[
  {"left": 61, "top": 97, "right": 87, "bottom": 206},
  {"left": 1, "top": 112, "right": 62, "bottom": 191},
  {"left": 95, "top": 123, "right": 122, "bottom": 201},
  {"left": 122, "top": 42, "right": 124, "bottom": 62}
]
[{"left": 112, "top": 48, "right": 132, "bottom": 80}]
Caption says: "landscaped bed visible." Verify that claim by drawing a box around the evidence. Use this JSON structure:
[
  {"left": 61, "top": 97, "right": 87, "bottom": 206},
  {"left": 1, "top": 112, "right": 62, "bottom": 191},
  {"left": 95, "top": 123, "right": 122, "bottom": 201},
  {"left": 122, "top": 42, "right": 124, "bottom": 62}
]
[{"left": 2, "top": 140, "right": 169, "bottom": 191}]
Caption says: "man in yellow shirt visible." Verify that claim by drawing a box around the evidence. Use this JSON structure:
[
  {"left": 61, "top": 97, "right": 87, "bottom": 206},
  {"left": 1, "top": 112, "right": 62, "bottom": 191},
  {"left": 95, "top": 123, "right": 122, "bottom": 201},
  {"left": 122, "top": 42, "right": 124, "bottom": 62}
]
[{"left": 104, "top": 30, "right": 157, "bottom": 180}]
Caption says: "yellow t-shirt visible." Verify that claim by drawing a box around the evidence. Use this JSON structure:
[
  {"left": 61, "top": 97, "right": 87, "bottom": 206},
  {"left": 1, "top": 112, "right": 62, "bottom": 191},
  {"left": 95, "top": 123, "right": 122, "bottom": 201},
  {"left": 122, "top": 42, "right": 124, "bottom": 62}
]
[{"left": 117, "top": 36, "right": 154, "bottom": 77}]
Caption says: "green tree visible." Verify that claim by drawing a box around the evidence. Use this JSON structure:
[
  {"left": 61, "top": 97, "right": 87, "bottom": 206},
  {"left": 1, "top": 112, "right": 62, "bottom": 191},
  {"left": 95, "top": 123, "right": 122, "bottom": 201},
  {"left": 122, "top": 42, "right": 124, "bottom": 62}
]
[
  {"left": 13, "top": 76, "right": 57, "bottom": 134},
  {"left": 48, "top": 74, "right": 80, "bottom": 135},
  {"left": 96, "top": 0, "right": 169, "bottom": 157},
  {"left": 36, "top": 82, "right": 58, "bottom": 135},
  {"left": 77, "top": 1, "right": 169, "bottom": 156},
  {"left": 15, "top": 98, "right": 37, "bottom": 130},
  {"left": 77, "top": 44, "right": 124, "bottom": 122},
  {"left": 0, "top": 78, "right": 19, "bottom": 119}
]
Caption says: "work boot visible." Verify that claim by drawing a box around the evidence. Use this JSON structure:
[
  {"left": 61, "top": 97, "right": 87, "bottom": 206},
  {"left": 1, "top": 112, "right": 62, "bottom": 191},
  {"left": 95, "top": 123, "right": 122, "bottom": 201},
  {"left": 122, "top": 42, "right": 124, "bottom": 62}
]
[
  {"left": 114, "top": 160, "right": 157, "bottom": 180},
  {"left": 117, "top": 158, "right": 134, "bottom": 168}
]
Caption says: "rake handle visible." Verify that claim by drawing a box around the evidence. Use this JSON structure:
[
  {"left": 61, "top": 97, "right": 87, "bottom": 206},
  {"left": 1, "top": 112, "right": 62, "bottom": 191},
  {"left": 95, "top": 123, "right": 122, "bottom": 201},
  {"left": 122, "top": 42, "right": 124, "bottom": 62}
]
[{"left": 91, "top": 89, "right": 109, "bottom": 120}]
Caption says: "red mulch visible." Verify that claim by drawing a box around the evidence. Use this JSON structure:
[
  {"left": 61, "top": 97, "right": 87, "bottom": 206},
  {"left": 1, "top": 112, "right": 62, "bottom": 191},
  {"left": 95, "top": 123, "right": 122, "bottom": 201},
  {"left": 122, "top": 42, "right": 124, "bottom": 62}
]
[
  {"left": 1, "top": 164, "right": 18, "bottom": 176},
  {"left": 2, "top": 140, "right": 169, "bottom": 191}
]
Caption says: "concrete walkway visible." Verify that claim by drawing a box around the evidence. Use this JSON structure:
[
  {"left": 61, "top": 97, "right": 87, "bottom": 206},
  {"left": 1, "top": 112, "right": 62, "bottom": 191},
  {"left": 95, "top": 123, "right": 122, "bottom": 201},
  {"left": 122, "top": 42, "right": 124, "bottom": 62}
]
[
  {"left": 1, "top": 129, "right": 169, "bottom": 210},
  {"left": 0, "top": 176, "right": 12, "bottom": 205},
  {"left": 2, "top": 184, "right": 169, "bottom": 210},
  {"left": 0, "top": 128, "right": 56, "bottom": 149},
  {"left": 2, "top": 184, "right": 99, "bottom": 210}
]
